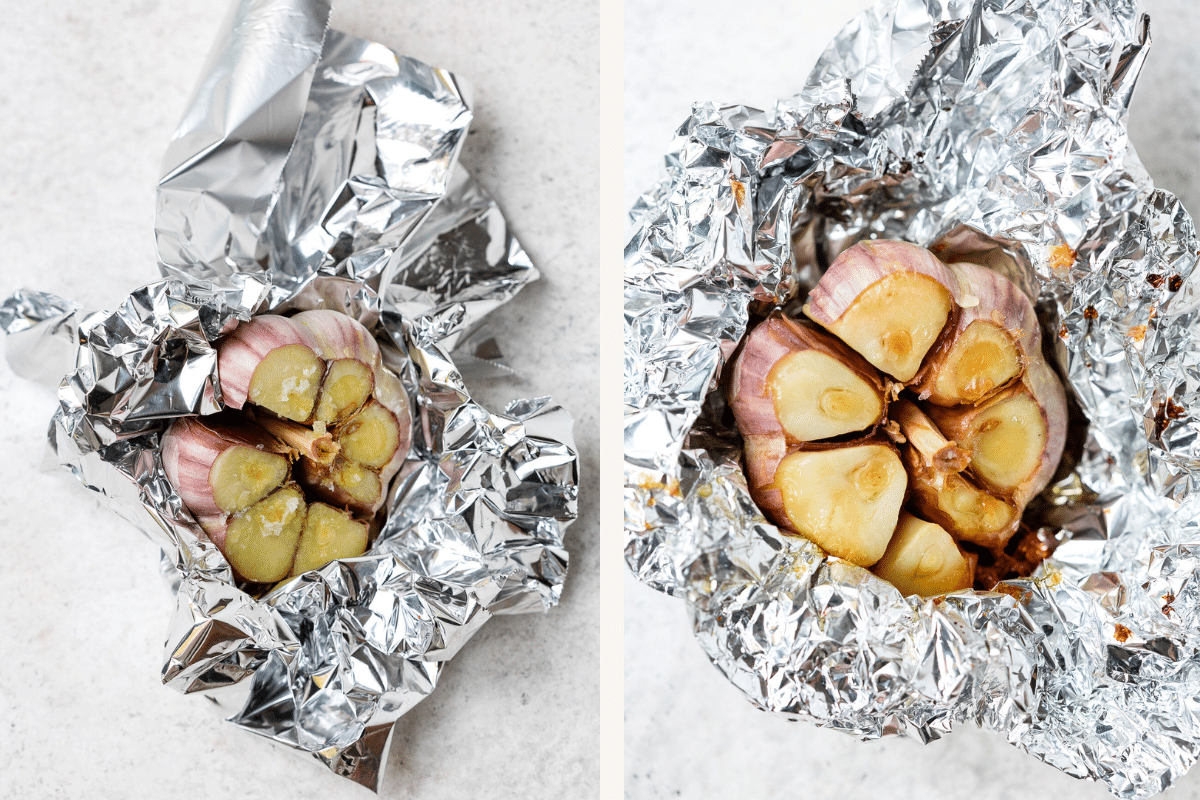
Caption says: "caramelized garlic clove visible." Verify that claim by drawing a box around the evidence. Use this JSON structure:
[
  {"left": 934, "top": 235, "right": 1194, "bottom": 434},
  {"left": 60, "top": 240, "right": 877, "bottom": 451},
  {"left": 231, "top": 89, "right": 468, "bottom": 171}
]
[
  {"left": 729, "top": 312, "right": 886, "bottom": 442},
  {"left": 803, "top": 240, "right": 958, "bottom": 381},
  {"left": 771, "top": 443, "right": 906, "bottom": 567},
  {"left": 871, "top": 512, "right": 973, "bottom": 597}
]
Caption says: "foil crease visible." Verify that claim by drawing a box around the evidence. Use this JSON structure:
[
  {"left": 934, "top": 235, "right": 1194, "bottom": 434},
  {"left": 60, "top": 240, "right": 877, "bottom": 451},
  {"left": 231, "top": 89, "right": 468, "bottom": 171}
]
[
  {"left": 4, "top": 0, "right": 575, "bottom": 792},
  {"left": 623, "top": 0, "right": 1200, "bottom": 795}
]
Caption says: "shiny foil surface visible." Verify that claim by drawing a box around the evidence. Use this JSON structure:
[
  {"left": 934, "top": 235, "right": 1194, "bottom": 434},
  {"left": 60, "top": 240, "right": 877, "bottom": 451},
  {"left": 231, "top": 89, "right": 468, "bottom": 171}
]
[
  {"left": 2, "top": 0, "right": 576, "bottom": 791},
  {"left": 623, "top": 0, "right": 1200, "bottom": 796}
]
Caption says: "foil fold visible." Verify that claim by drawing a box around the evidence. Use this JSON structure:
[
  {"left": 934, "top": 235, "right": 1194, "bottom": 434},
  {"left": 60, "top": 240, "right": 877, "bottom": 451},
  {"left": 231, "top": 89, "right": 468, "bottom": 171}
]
[
  {"left": 624, "top": 0, "right": 1200, "bottom": 795},
  {"left": 4, "top": 0, "right": 575, "bottom": 791}
]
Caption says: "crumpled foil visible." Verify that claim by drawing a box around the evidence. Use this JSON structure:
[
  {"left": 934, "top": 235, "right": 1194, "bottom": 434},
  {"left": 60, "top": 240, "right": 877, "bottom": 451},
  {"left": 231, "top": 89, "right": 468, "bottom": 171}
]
[
  {"left": 1, "top": 0, "right": 576, "bottom": 792},
  {"left": 623, "top": 0, "right": 1200, "bottom": 796}
]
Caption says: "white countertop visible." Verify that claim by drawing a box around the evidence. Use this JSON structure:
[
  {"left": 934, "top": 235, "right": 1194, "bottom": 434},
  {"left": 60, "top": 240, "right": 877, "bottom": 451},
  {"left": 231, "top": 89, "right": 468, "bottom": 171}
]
[
  {"left": 624, "top": 0, "right": 1200, "bottom": 798},
  {"left": 0, "top": 1, "right": 600, "bottom": 797}
]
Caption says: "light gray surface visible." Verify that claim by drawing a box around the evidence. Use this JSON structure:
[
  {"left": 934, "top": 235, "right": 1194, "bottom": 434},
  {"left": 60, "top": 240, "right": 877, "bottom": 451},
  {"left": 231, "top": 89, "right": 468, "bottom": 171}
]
[
  {"left": 0, "top": 1, "right": 599, "bottom": 798},
  {"left": 624, "top": 0, "right": 1200, "bottom": 798}
]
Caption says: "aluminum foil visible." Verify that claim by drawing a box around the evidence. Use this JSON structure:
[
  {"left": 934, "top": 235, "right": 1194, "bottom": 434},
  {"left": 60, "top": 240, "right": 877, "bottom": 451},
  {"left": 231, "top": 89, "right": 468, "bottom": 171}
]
[
  {"left": 623, "top": 0, "right": 1200, "bottom": 795},
  {"left": 2, "top": 0, "right": 576, "bottom": 791}
]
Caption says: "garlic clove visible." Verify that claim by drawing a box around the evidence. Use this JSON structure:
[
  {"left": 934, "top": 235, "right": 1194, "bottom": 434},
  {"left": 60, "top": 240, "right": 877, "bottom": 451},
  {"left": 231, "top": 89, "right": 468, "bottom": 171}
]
[
  {"left": 336, "top": 401, "right": 402, "bottom": 469},
  {"left": 218, "top": 315, "right": 326, "bottom": 421},
  {"left": 223, "top": 485, "right": 308, "bottom": 583},
  {"left": 871, "top": 512, "right": 973, "bottom": 596},
  {"left": 913, "top": 261, "right": 1040, "bottom": 406},
  {"left": 926, "top": 356, "right": 1066, "bottom": 507},
  {"left": 208, "top": 445, "right": 291, "bottom": 514},
  {"left": 905, "top": 462, "right": 1020, "bottom": 548},
  {"left": 772, "top": 442, "right": 907, "bottom": 567},
  {"left": 162, "top": 416, "right": 289, "bottom": 519},
  {"left": 299, "top": 455, "right": 384, "bottom": 513},
  {"left": 313, "top": 359, "right": 375, "bottom": 424},
  {"left": 729, "top": 311, "right": 885, "bottom": 442},
  {"left": 290, "top": 503, "right": 369, "bottom": 577},
  {"left": 803, "top": 240, "right": 958, "bottom": 381}
]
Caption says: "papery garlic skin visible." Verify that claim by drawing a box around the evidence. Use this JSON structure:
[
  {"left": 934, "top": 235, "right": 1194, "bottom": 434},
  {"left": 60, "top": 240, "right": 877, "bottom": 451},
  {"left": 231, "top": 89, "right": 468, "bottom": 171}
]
[{"left": 293, "top": 309, "right": 383, "bottom": 370}]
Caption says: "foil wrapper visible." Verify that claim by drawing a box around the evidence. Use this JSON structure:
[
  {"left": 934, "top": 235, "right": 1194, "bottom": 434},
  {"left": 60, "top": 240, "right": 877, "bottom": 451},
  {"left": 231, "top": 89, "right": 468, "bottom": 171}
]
[
  {"left": 623, "top": 0, "right": 1200, "bottom": 795},
  {"left": 2, "top": 0, "right": 576, "bottom": 791}
]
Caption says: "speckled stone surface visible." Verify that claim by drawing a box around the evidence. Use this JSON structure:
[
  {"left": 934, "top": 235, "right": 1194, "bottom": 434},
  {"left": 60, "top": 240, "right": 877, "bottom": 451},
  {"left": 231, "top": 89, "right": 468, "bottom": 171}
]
[
  {"left": 624, "top": 1, "right": 1200, "bottom": 798},
  {"left": 0, "top": 1, "right": 599, "bottom": 797}
]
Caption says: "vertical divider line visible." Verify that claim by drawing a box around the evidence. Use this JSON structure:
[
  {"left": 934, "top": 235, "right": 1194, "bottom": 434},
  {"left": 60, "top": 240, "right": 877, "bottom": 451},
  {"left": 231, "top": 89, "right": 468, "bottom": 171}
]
[{"left": 597, "top": 0, "right": 625, "bottom": 795}]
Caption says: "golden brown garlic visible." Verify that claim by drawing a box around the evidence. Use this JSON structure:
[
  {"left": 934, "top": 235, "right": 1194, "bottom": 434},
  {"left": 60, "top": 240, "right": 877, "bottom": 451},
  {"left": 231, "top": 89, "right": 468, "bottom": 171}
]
[{"left": 729, "top": 239, "right": 1068, "bottom": 595}]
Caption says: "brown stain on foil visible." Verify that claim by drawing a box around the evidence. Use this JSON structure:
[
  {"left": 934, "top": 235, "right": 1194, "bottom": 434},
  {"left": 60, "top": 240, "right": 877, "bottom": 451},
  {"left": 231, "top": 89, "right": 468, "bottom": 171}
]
[
  {"left": 1153, "top": 398, "right": 1188, "bottom": 439},
  {"left": 638, "top": 476, "right": 682, "bottom": 497},
  {"left": 1113, "top": 623, "right": 1131, "bottom": 643},
  {"left": 992, "top": 583, "right": 1032, "bottom": 604},
  {"left": 1147, "top": 274, "right": 1165, "bottom": 289},
  {"left": 1163, "top": 592, "right": 1176, "bottom": 617},
  {"left": 1040, "top": 570, "right": 1063, "bottom": 588},
  {"left": 730, "top": 177, "right": 747, "bottom": 207},
  {"left": 1049, "top": 244, "right": 1076, "bottom": 276},
  {"left": 1170, "top": 275, "right": 1184, "bottom": 292},
  {"left": 1128, "top": 324, "right": 1147, "bottom": 345}
]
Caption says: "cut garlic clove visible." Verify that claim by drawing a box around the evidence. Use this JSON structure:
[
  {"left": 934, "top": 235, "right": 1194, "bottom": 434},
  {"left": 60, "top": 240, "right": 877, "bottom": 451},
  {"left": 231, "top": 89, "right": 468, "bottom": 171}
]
[
  {"left": 771, "top": 443, "right": 906, "bottom": 567},
  {"left": 803, "top": 240, "right": 958, "bottom": 381},
  {"left": 299, "top": 455, "right": 384, "bottom": 514},
  {"left": 893, "top": 398, "right": 1019, "bottom": 548},
  {"left": 291, "top": 503, "right": 369, "bottom": 577},
  {"left": 218, "top": 315, "right": 326, "bottom": 421},
  {"left": 768, "top": 350, "right": 883, "bottom": 442},
  {"left": 903, "top": 440, "right": 1019, "bottom": 548},
  {"left": 913, "top": 261, "right": 1040, "bottom": 406},
  {"left": 921, "top": 320, "right": 1021, "bottom": 405},
  {"left": 336, "top": 401, "right": 402, "bottom": 469},
  {"left": 314, "top": 359, "right": 375, "bottom": 424},
  {"left": 729, "top": 311, "right": 885, "bottom": 442},
  {"left": 162, "top": 416, "right": 289, "bottom": 519},
  {"left": 927, "top": 356, "right": 1066, "bottom": 506},
  {"left": 871, "top": 512, "right": 973, "bottom": 597},
  {"left": 208, "top": 445, "right": 291, "bottom": 514},
  {"left": 223, "top": 485, "right": 308, "bottom": 583}
]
